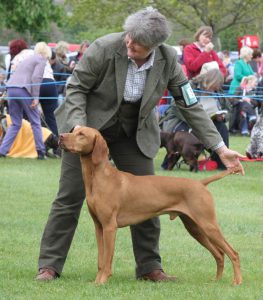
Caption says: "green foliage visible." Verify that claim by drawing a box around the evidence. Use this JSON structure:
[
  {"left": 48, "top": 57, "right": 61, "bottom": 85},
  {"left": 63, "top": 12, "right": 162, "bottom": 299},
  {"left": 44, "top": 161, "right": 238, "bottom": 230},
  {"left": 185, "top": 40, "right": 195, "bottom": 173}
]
[
  {"left": 0, "top": 0, "right": 63, "bottom": 41},
  {"left": 64, "top": 0, "right": 263, "bottom": 49}
]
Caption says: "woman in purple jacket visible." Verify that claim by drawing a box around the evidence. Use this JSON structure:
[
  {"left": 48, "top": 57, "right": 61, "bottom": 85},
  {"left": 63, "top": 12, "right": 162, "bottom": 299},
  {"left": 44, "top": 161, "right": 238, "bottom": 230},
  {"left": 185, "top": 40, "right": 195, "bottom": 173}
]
[{"left": 0, "top": 42, "right": 51, "bottom": 159}]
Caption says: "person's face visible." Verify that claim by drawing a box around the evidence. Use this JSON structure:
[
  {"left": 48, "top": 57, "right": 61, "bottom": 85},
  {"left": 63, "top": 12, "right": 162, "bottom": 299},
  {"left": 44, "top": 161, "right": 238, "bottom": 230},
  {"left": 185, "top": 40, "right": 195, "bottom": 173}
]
[
  {"left": 125, "top": 35, "right": 152, "bottom": 62},
  {"left": 249, "top": 79, "right": 257, "bottom": 88},
  {"left": 198, "top": 32, "right": 212, "bottom": 47},
  {"left": 244, "top": 52, "right": 253, "bottom": 62}
]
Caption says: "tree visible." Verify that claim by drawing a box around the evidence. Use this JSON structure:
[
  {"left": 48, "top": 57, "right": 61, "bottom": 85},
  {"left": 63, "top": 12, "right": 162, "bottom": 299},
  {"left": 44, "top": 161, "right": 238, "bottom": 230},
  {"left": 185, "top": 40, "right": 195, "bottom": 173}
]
[
  {"left": 66, "top": 0, "right": 263, "bottom": 49},
  {"left": 0, "top": 0, "right": 63, "bottom": 41},
  {"left": 155, "top": 0, "right": 263, "bottom": 49}
]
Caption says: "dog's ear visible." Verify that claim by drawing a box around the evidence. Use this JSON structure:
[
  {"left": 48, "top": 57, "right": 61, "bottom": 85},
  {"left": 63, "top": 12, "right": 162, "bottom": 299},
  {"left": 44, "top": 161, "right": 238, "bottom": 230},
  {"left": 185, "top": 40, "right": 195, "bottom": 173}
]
[{"left": 91, "top": 134, "right": 109, "bottom": 165}]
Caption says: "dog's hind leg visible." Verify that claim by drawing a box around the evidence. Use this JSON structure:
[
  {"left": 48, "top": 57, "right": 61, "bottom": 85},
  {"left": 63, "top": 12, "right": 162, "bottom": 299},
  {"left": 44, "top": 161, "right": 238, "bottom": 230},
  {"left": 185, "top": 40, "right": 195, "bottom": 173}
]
[
  {"left": 179, "top": 214, "right": 225, "bottom": 280},
  {"left": 195, "top": 220, "right": 242, "bottom": 285}
]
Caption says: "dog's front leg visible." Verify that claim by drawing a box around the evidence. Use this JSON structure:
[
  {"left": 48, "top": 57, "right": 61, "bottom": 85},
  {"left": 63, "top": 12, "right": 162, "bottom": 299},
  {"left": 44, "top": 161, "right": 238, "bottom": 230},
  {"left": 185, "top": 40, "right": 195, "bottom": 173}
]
[
  {"left": 97, "top": 222, "right": 117, "bottom": 284},
  {"left": 89, "top": 211, "right": 104, "bottom": 283}
]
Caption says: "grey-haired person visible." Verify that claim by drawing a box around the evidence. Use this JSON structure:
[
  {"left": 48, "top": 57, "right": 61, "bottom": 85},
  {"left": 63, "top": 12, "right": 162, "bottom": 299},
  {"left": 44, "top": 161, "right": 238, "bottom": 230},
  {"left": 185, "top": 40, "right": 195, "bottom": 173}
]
[{"left": 36, "top": 7, "right": 244, "bottom": 281}]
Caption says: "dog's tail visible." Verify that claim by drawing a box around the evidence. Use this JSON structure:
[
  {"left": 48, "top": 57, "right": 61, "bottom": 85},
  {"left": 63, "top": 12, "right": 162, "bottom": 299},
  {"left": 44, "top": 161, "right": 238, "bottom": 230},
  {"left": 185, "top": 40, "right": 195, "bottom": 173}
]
[{"left": 201, "top": 168, "right": 238, "bottom": 186}]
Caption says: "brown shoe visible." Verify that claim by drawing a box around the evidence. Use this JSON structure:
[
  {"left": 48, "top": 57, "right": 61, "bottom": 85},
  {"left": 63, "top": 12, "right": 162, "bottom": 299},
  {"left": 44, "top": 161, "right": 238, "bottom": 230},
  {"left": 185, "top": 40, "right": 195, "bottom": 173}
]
[
  {"left": 36, "top": 268, "right": 58, "bottom": 281},
  {"left": 139, "top": 269, "right": 177, "bottom": 282}
]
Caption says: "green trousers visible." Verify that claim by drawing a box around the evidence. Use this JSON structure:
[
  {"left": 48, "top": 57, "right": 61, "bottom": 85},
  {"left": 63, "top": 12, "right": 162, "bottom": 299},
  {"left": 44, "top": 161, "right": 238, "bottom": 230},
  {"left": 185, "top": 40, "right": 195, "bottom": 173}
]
[{"left": 38, "top": 125, "right": 162, "bottom": 277}]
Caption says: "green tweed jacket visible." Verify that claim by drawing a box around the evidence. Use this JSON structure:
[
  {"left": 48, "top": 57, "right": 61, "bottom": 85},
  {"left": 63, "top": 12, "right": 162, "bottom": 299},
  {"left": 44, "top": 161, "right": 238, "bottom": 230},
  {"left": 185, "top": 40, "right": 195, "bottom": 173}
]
[{"left": 55, "top": 32, "right": 222, "bottom": 158}]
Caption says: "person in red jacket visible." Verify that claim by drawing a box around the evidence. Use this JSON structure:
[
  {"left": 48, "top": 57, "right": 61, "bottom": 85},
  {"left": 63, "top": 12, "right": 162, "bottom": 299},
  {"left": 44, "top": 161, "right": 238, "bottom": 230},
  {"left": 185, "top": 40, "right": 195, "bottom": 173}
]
[{"left": 183, "top": 26, "right": 226, "bottom": 79}]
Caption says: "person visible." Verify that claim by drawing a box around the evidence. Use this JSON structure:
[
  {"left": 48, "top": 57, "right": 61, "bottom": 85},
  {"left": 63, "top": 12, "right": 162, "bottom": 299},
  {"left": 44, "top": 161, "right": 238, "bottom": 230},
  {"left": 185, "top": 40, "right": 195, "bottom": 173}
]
[
  {"left": 229, "top": 46, "right": 254, "bottom": 95},
  {"left": 191, "top": 69, "right": 229, "bottom": 169},
  {"left": 69, "top": 40, "right": 90, "bottom": 65},
  {"left": 36, "top": 7, "right": 244, "bottom": 282},
  {"left": 221, "top": 50, "right": 234, "bottom": 90},
  {"left": 0, "top": 42, "right": 51, "bottom": 159},
  {"left": 183, "top": 26, "right": 226, "bottom": 79},
  {"left": 39, "top": 56, "right": 59, "bottom": 137},
  {"left": 233, "top": 75, "right": 258, "bottom": 136},
  {"left": 54, "top": 42, "right": 74, "bottom": 104},
  {"left": 6, "top": 39, "right": 29, "bottom": 80},
  {"left": 248, "top": 48, "right": 262, "bottom": 74}
]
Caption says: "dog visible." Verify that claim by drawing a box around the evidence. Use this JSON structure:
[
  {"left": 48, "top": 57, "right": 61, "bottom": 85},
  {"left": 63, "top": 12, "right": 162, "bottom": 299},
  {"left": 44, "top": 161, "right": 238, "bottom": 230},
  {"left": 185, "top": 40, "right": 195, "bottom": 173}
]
[
  {"left": 59, "top": 126, "right": 242, "bottom": 285},
  {"left": 160, "top": 131, "right": 205, "bottom": 172},
  {"left": 246, "top": 113, "right": 263, "bottom": 158}
]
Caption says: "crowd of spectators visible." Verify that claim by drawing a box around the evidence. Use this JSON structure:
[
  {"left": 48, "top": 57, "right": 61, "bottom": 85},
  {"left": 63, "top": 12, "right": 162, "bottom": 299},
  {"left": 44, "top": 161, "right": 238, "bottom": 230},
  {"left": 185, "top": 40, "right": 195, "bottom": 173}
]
[
  {"left": 158, "top": 25, "right": 263, "bottom": 169},
  {"left": 1, "top": 29, "right": 262, "bottom": 164},
  {"left": 0, "top": 38, "right": 89, "bottom": 159}
]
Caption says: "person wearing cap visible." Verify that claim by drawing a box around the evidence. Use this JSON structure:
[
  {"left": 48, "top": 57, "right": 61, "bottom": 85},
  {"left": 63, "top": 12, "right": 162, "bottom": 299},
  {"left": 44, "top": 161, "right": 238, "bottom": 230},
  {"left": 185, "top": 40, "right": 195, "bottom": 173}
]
[
  {"left": 183, "top": 26, "right": 226, "bottom": 79},
  {"left": 36, "top": 8, "right": 244, "bottom": 282}
]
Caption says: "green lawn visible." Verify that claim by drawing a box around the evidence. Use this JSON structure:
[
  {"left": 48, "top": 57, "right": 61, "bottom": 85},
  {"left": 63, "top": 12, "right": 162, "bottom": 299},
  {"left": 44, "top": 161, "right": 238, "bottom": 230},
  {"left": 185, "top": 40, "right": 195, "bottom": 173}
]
[{"left": 0, "top": 135, "right": 262, "bottom": 300}]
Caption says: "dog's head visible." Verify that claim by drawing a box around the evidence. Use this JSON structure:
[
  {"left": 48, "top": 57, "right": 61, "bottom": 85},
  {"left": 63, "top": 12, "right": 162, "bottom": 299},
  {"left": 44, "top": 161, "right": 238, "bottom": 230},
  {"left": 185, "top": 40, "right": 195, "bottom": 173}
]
[{"left": 59, "top": 126, "right": 109, "bottom": 165}]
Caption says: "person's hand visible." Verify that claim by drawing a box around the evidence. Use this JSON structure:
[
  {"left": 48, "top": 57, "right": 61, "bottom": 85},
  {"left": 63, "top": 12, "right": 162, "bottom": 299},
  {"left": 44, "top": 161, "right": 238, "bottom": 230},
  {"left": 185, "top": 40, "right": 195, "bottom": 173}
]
[
  {"left": 31, "top": 99, "right": 39, "bottom": 108},
  {"left": 216, "top": 145, "right": 245, "bottom": 175},
  {"left": 204, "top": 42, "right": 214, "bottom": 52}
]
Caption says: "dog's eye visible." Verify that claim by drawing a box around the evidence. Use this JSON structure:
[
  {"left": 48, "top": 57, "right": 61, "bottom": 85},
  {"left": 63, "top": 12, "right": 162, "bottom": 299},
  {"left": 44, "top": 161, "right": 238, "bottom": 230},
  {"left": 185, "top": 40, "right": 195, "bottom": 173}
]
[{"left": 77, "top": 131, "right": 84, "bottom": 136}]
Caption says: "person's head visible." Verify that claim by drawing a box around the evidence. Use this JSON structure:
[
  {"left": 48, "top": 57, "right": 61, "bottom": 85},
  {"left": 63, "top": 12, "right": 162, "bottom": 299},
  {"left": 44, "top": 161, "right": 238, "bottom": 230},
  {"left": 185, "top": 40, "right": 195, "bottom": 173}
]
[
  {"left": 123, "top": 7, "right": 171, "bottom": 60},
  {"left": 194, "top": 26, "right": 213, "bottom": 47},
  {"left": 240, "top": 75, "right": 258, "bottom": 90},
  {"left": 9, "top": 39, "right": 28, "bottom": 58},
  {"left": 178, "top": 38, "right": 190, "bottom": 50},
  {"left": 193, "top": 69, "right": 224, "bottom": 92},
  {"left": 34, "top": 42, "right": 52, "bottom": 59},
  {"left": 79, "top": 40, "right": 89, "bottom": 54},
  {"left": 55, "top": 41, "right": 69, "bottom": 59},
  {"left": 252, "top": 48, "right": 262, "bottom": 62},
  {"left": 239, "top": 46, "right": 253, "bottom": 62}
]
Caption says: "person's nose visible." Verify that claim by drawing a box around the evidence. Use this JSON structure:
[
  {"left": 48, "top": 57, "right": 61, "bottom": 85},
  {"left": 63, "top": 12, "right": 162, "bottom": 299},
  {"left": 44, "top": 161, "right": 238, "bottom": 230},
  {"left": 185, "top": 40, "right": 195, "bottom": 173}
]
[{"left": 126, "top": 39, "right": 134, "bottom": 48}]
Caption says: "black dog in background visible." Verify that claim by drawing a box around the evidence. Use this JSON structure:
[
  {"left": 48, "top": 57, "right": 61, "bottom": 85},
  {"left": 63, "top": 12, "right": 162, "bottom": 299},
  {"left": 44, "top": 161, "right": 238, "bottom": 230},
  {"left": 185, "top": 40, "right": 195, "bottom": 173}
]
[{"left": 160, "top": 131, "right": 205, "bottom": 172}]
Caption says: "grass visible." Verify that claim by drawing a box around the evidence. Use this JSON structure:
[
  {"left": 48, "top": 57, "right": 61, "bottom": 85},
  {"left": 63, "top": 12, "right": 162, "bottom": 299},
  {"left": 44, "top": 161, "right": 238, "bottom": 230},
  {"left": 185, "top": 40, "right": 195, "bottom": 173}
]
[{"left": 0, "top": 135, "right": 263, "bottom": 300}]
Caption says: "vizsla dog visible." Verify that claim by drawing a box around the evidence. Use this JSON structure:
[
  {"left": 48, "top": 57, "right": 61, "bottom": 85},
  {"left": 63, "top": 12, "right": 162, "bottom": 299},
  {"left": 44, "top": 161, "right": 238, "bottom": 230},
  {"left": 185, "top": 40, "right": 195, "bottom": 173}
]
[
  {"left": 160, "top": 131, "right": 204, "bottom": 171},
  {"left": 59, "top": 126, "right": 242, "bottom": 285}
]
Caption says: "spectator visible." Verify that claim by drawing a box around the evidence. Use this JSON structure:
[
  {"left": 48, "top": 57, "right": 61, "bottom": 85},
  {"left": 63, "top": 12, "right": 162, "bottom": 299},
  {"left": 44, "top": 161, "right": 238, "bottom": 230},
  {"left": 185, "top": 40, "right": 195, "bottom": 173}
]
[
  {"left": 222, "top": 50, "right": 234, "bottom": 88},
  {"left": 229, "top": 46, "right": 254, "bottom": 95},
  {"left": 69, "top": 40, "right": 90, "bottom": 65},
  {"left": 54, "top": 42, "right": 73, "bottom": 104},
  {"left": 248, "top": 48, "right": 262, "bottom": 74},
  {"left": 6, "top": 39, "right": 29, "bottom": 80},
  {"left": 39, "top": 55, "right": 59, "bottom": 137},
  {"left": 233, "top": 75, "right": 258, "bottom": 136},
  {"left": 55, "top": 41, "right": 75, "bottom": 73},
  {"left": 183, "top": 26, "right": 226, "bottom": 79},
  {"left": 36, "top": 7, "right": 244, "bottom": 282},
  {"left": 178, "top": 38, "right": 190, "bottom": 65},
  {"left": 191, "top": 69, "right": 229, "bottom": 169},
  {"left": 0, "top": 42, "right": 51, "bottom": 159}
]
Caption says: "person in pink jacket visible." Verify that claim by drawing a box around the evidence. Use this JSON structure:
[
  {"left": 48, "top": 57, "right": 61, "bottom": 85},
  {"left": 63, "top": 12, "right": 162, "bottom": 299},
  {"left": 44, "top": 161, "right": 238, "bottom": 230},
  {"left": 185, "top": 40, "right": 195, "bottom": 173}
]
[{"left": 183, "top": 26, "right": 226, "bottom": 79}]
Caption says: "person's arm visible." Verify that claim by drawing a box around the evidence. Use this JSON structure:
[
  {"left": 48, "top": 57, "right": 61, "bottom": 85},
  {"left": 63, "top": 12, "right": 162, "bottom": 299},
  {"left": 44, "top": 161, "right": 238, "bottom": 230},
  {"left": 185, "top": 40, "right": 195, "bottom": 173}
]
[{"left": 30, "top": 56, "right": 46, "bottom": 106}]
